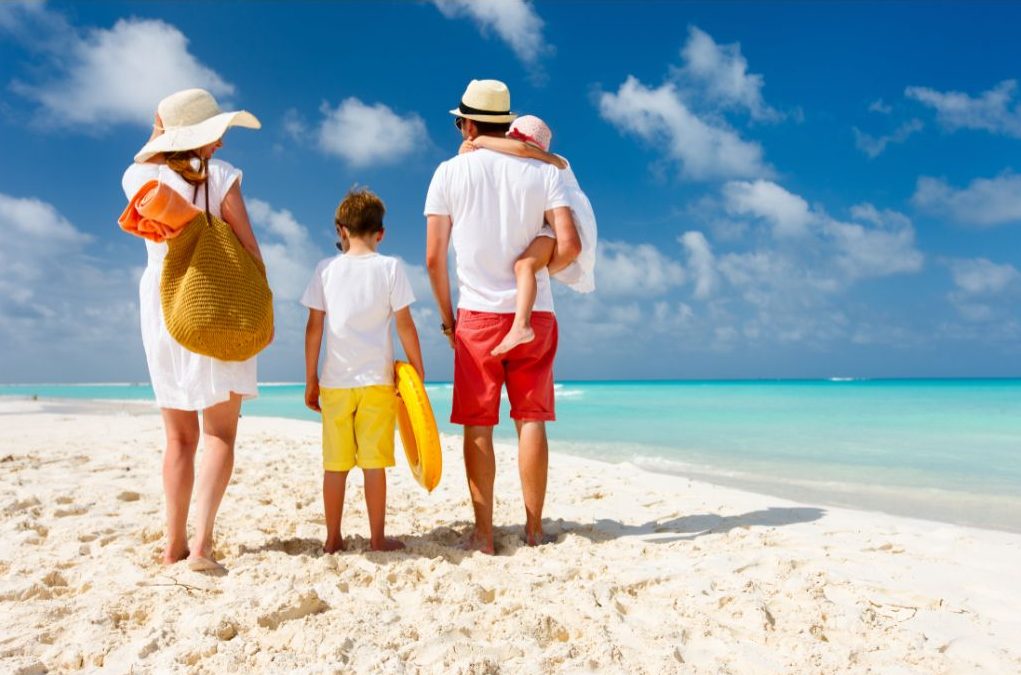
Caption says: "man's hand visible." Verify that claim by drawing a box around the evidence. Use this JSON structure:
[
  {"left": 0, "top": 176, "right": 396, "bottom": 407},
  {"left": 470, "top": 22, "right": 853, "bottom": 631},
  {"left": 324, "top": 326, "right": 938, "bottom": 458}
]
[{"left": 304, "top": 378, "right": 321, "bottom": 413}]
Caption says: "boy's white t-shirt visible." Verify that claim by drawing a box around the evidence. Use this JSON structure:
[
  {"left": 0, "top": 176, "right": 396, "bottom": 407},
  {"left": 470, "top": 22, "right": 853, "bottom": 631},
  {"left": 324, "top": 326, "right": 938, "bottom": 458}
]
[
  {"left": 301, "top": 252, "right": 415, "bottom": 388},
  {"left": 423, "top": 149, "right": 571, "bottom": 313}
]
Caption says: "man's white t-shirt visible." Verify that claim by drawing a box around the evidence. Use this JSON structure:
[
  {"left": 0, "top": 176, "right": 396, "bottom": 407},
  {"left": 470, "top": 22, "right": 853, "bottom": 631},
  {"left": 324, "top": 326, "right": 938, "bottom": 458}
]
[
  {"left": 423, "top": 149, "right": 571, "bottom": 313},
  {"left": 301, "top": 252, "right": 415, "bottom": 388}
]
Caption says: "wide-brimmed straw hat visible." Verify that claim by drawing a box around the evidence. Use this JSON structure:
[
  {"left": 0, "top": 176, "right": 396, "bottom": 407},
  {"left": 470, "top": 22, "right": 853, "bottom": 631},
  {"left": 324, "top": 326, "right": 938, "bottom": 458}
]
[
  {"left": 449, "top": 79, "right": 517, "bottom": 123},
  {"left": 134, "top": 88, "right": 261, "bottom": 163}
]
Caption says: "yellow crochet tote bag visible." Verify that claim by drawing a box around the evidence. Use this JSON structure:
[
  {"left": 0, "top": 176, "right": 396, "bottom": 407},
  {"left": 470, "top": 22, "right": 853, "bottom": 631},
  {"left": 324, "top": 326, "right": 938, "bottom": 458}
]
[{"left": 160, "top": 175, "right": 273, "bottom": 361}]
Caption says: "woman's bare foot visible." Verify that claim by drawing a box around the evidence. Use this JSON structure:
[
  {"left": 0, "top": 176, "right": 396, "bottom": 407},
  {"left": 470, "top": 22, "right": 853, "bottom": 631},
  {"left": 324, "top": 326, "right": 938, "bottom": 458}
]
[
  {"left": 491, "top": 325, "right": 535, "bottom": 356},
  {"left": 369, "top": 537, "right": 405, "bottom": 552},
  {"left": 323, "top": 537, "right": 346, "bottom": 554},
  {"left": 161, "top": 546, "right": 189, "bottom": 565}
]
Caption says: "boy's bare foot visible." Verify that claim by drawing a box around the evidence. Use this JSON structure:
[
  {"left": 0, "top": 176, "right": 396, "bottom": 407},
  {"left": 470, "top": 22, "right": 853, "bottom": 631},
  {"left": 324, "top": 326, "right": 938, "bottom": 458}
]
[
  {"left": 491, "top": 325, "right": 535, "bottom": 356},
  {"left": 369, "top": 537, "right": 405, "bottom": 552},
  {"left": 323, "top": 538, "right": 346, "bottom": 554}
]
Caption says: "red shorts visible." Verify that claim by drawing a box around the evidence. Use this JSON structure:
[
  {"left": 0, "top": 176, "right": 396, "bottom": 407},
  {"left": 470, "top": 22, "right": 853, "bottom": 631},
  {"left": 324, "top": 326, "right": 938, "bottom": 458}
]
[{"left": 451, "top": 309, "right": 558, "bottom": 426}]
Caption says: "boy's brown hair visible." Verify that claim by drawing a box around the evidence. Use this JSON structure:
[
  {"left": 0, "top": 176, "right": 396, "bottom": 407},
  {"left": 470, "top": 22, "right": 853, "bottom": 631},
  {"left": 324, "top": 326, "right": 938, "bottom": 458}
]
[{"left": 335, "top": 188, "right": 385, "bottom": 236}]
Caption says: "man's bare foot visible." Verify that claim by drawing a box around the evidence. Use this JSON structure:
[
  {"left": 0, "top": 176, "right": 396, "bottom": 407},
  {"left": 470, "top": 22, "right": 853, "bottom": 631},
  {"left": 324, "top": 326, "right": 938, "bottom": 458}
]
[
  {"left": 523, "top": 529, "right": 557, "bottom": 546},
  {"left": 369, "top": 537, "right": 405, "bottom": 552},
  {"left": 459, "top": 531, "right": 495, "bottom": 555},
  {"left": 491, "top": 325, "right": 535, "bottom": 356},
  {"left": 323, "top": 538, "right": 346, "bottom": 554}
]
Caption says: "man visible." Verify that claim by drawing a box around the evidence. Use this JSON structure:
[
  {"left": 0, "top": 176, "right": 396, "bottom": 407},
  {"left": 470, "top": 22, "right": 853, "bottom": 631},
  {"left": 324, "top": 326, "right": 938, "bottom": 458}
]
[{"left": 424, "top": 79, "right": 580, "bottom": 554}]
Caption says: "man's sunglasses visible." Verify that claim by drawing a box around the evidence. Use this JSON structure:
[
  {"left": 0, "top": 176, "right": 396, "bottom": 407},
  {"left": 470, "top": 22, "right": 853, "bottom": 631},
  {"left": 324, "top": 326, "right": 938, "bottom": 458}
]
[{"left": 454, "top": 117, "right": 465, "bottom": 130}]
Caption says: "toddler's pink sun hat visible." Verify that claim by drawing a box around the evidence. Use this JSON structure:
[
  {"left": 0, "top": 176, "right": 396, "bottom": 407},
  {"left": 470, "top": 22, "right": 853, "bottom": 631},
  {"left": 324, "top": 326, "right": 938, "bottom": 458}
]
[{"left": 508, "top": 115, "right": 552, "bottom": 152}]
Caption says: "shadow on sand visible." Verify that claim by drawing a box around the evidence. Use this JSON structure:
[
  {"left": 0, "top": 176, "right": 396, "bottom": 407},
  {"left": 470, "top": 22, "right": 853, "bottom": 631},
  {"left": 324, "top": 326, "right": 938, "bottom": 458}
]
[{"left": 234, "top": 507, "right": 826, "bottom": 561}]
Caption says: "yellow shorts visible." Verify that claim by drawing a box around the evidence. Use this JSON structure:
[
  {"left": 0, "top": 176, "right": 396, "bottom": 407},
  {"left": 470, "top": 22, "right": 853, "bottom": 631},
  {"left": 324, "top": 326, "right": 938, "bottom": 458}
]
[{"left": 320, "top": 385, "right": 397, "bottom": 472}]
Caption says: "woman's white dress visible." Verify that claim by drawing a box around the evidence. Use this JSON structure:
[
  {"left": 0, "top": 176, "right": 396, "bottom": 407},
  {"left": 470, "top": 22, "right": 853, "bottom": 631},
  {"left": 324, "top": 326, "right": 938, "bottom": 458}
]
[{"left": 121, "top": 159, "right": 258, "bottom": 410}]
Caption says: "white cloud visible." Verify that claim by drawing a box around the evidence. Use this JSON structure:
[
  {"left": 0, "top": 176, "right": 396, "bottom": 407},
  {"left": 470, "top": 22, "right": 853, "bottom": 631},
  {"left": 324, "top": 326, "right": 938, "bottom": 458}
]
[
  {"left": 595, "top": 240, "right": 685, "bottom": 297},
  {"left": 722, "top": 179, "right": 812, "bottom": 237},
  {"left": 949, "top": 258, "right": 1019, "bottom": 295},
  {"left": 853, "top": 119, "right": 923, "bottom": 158},
  {"left": 912, "top": 172, "right": 1021, "bottom": 227},
  {"left": 822, "top": 207, "right": 923, "bottom": 280},
  {"left": 13, "top": 15, "right": 234, "bottom": 128},
  {"left": 906, "top": 80, "right": 1021, "bottom": 137},
  {"left": 674, "top": 26, "right": 780, "bottom": 122},
  {"left": 432, "top": 0, "right": 547, "bottom": 67},
  {"left": 317, "top": 98, "right": 427, "bottom": 167},
  {"left": 599, "top": 76, "right": 770, "bottom": 181},
  {"left": 868, "top": 99, "right": 892, "bottom": 114},
  {"left": 0, "top": 192, "right": 142, "bottom": 380},
  {"left": 945, "top": 258, "right": 1020, "bottom": 323},
  {"left": 679, "top": 231, "right": 717, "bottom": 299}
]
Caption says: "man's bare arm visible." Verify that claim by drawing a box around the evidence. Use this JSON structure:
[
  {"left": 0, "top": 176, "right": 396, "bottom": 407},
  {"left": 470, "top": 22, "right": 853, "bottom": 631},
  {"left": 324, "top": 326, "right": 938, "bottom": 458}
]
[
  {"left": 425, "top": 214, "right": 456, "bottom": 348},
  {"left": 545, "top": 206, "right": 581, "bottom": 274}
]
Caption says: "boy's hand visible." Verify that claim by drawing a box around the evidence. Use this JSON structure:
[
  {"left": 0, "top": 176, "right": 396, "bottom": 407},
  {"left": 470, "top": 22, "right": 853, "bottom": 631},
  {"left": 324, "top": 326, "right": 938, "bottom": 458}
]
[{"left": 305, "top": 379, "right": 321, "bottom": 413}]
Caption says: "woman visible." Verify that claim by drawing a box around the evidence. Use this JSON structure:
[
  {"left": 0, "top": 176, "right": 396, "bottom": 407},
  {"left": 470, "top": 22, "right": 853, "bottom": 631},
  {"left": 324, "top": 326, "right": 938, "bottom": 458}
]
[{"left": 121, "top": 88, "right": 264, "bottom": 572}]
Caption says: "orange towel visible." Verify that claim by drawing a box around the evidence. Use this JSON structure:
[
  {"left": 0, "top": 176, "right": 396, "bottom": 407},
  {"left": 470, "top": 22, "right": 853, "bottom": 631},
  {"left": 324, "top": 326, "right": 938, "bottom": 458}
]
[{"left": 118, "top": 180, "right": 202, "bottom": 243}]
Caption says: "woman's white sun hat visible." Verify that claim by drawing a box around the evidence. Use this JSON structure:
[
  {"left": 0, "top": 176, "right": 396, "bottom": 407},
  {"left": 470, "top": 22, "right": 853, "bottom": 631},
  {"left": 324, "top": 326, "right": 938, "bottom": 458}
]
[
  {"left": 134, "top": 88, "right": 261, "bottom": 163},
  {"left": 449, "top": 79, "right": 517, "bottom": 123}
]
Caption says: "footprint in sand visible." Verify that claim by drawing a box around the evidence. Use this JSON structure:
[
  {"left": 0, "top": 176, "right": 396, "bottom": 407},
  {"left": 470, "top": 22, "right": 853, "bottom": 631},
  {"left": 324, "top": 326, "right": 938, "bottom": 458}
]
[{"left": 117, "top": 491, "right": 141, "bottom": 502}]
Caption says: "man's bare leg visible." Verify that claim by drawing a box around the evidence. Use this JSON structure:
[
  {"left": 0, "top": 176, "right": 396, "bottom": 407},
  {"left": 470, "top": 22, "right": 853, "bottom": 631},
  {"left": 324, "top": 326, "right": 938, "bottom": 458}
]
[
  {"left": 492, "top": 237, "right": 556, "bottom": 356},
  {"left": 463, "top": 425, "right": 497, "bottom": 554},
  {"left": 516, "top": 420, "right": 549, "bottom": 545}
]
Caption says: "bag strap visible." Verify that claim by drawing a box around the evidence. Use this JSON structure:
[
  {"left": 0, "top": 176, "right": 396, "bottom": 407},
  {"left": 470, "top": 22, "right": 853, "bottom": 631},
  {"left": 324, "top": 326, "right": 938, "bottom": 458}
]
[{"left": 189, "top": 159, "right": 212, "bottom": 223}]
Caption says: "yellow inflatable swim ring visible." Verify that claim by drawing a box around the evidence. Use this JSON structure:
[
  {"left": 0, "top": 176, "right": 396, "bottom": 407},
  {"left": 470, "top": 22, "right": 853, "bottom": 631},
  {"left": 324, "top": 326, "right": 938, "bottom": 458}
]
[{"left": 394, "top": 361, "right": 442, "bottom": 492}]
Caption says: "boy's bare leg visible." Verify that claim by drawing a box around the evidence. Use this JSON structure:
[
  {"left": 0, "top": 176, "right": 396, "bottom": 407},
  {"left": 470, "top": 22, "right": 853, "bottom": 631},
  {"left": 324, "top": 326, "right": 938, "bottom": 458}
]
[
  {"left": 364, "top": 468, "right": 404, "bottom": 551},
  {"left": 323, "top": 470, "right": 349, "bottom": 553},
  {"left": 188, "top": 393, "right": 242, "bottom": 567},
  {"left": 492, "top": 237, "right": 557, "bottom": 356},
  {"left": 160, "top": 408, "right": 200, "bottom": 564},
  {"left": 462, "top": 425, "right": 497, "bottom": 554},
  {"left": 516, "top": 420, "right": 549, "bottom": 546}
]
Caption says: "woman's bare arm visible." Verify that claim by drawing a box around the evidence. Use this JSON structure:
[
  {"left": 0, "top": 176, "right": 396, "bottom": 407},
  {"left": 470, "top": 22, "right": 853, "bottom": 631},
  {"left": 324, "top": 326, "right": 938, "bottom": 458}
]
[
  {"left": 468, "top": 136, "right": 567, "bottom": 169},
  {"left": 220, "top": 181, "right": 264, "bottom": 263}
]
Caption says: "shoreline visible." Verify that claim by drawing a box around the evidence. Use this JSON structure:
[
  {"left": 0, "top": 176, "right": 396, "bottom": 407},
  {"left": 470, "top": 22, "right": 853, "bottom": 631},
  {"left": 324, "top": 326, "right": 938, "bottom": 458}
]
[
  {"left": 3, "top": 394, "right": 1019, "bottom": 536},
  {"left": 1, "top": 402, "right": 1020, "bottom": 671}
]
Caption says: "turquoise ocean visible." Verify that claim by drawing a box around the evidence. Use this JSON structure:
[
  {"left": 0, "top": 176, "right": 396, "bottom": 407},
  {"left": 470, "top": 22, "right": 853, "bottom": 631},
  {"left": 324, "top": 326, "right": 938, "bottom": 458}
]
[{"left": 2, "top": 379, "right": 1019, "bottom": 533}]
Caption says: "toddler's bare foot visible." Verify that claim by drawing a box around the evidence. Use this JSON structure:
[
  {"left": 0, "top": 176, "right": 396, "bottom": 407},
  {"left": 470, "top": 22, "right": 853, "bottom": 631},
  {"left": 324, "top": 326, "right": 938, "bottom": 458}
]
[
  {"left": 491, "top": 325, "right": 535, "bottom": 356},
  {"left": 370, "top": 537, "right": 405, "bottom": 552},
  {"left": 323, "top": 538, "right": 346, "bottom": 554}
]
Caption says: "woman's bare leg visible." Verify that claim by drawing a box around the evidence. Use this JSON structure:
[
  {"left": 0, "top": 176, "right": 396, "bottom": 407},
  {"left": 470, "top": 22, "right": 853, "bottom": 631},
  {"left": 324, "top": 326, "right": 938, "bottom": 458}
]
[
  {"left": 492, "top": 236, "right": 557, "bottom": 356},
  {"left": 189, "top": 393, "right": 242, "bottom": 564},
  {"left": 160, "top": 408, "right": 200, "bottom": 564}
]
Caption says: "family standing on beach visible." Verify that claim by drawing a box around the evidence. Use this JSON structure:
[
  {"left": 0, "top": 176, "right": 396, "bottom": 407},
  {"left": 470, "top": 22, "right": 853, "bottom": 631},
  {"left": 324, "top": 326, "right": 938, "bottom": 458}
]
[{"left": 118, "top": 80, "right": 597, "bottom": 571}]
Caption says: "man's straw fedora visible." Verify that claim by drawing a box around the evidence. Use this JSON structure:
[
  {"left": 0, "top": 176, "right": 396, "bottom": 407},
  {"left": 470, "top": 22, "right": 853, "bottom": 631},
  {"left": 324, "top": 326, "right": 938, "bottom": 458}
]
[{"left": 449, "top": 79, "right": 517, "bottom": 123}]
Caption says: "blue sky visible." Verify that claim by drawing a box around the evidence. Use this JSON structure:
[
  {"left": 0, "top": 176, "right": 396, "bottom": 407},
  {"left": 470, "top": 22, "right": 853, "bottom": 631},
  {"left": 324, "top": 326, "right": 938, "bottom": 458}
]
[{"left": 1, "top": 0, "right": 1020, "bottom": 383}]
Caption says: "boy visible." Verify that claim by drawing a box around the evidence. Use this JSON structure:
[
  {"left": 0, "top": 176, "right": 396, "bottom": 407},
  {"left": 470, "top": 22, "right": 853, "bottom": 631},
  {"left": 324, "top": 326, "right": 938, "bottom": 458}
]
[{"left": 302, "top": 188, "right": 424, "bottom": 553}]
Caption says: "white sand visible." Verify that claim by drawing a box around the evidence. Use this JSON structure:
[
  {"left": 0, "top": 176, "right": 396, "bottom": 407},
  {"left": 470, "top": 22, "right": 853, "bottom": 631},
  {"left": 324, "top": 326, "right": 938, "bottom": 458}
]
[{"left": 1, "top": 400, "right": 1020, "bottom": 674}]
